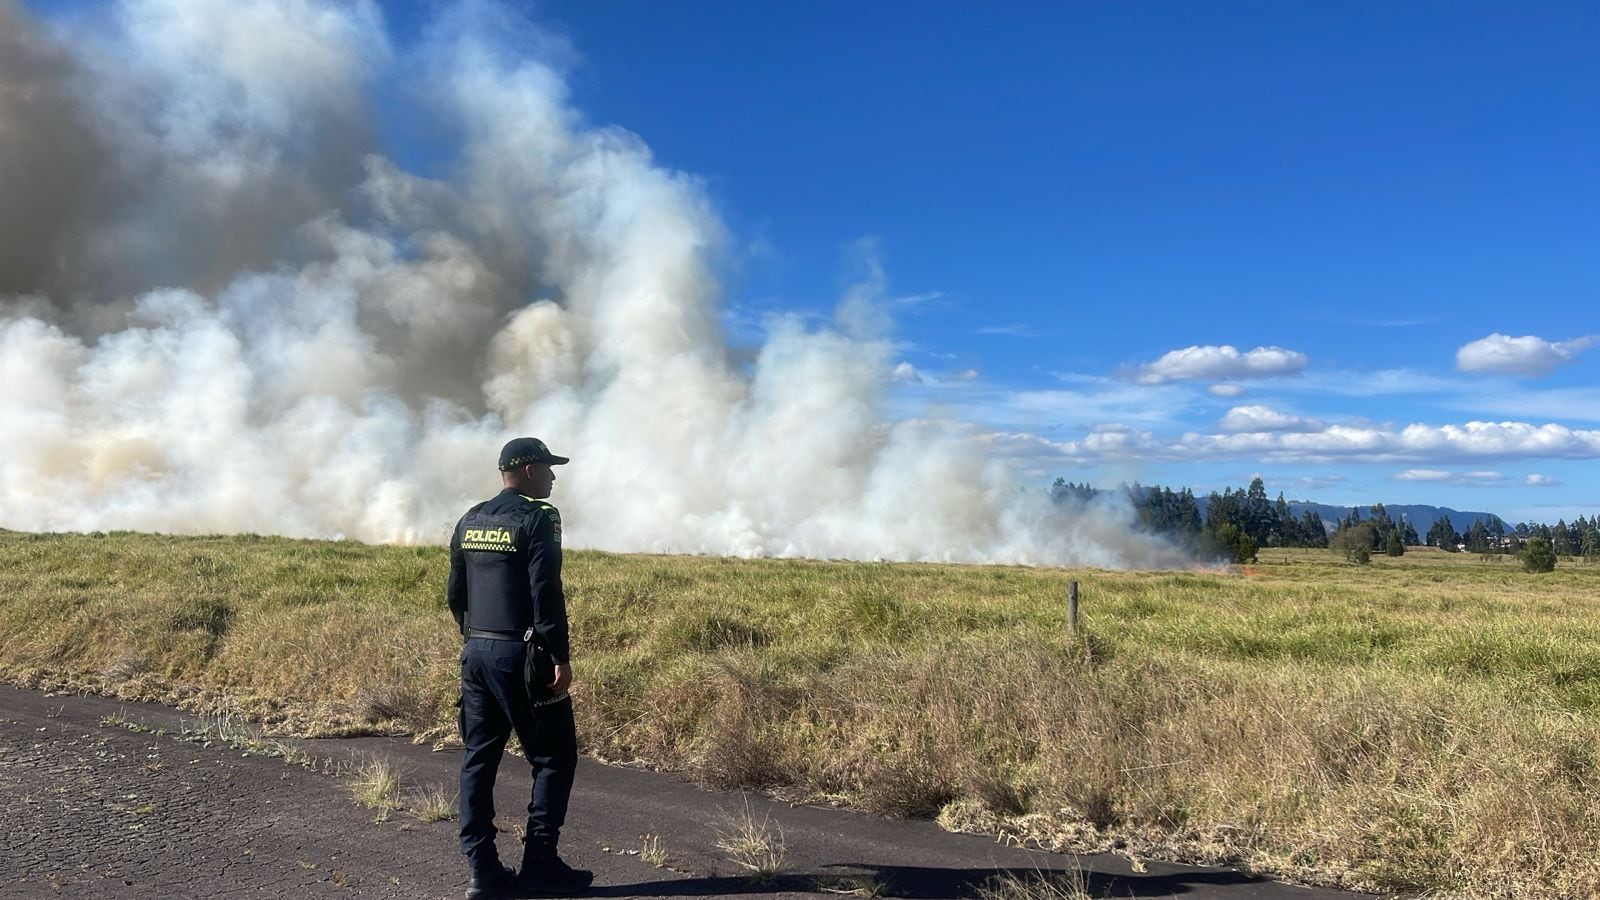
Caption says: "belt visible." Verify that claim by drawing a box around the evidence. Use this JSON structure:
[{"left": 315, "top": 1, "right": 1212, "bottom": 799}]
[{"left": 466, "top": 627, "right": 528, "bottom": 641}]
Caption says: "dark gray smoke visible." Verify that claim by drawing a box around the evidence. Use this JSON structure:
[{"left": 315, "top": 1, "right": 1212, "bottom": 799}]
[{"left": 0, "top": 0, "right": 116, "bottom": 303}]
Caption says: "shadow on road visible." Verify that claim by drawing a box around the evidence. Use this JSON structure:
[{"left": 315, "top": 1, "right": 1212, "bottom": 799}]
[{"left": 593, "top": 863, "right": 1267, "bottom": 898}]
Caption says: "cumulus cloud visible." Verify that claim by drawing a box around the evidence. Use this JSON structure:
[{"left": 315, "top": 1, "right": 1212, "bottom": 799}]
[
  {"left": 1391, "top": 469, "right": 1451, "bottom": 482},
  {"left": 1216, "top": 405, "right": 1325, "bottom": 434},
  {"left": 1295, "top": 475, "right": 1346, "bottom": 490},
  {"left": 1456, "top": 333, "right": 1596, "bottom": 377},
  {"left": 1030, "top": 420, "right": 1600, "bottom": 465},
  {"left": 1130, "top": 344, "right": 1307, "bottom": 385},
  {"left": 1208, "top": 422, "right": 1600, "bottom": 463},
  {"left": 1207, "top": 383, "right": 1246, "bottom": 398},
  {"left": 1392, "top": 469, "right": 1506, "bottom": 485},
  {"left": 889, "top": 361, "right": 923, "bottom": 383},
  {"left": 1525, "top": 473, "right": 1562, "bottom": 487},
  {"left": 885, "top": 362, "right": 988, "bottom": 387}
]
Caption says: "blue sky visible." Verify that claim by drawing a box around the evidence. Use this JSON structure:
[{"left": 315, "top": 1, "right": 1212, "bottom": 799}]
[
  {"left": 466, "top": 0, "right": 1599, "bottom": 523},
  {"left": 27, "top": 0, "right": 1596, "bottom": 525}
]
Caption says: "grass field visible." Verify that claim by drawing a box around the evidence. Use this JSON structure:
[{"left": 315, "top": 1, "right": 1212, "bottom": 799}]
[{"left": 2, "top": 530, "right": 1597, "bottom": 898}]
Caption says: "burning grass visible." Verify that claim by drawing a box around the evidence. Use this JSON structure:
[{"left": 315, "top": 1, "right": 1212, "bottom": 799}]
[{"left": 2, "top": 530, "right": 1598, "bottom": 897}]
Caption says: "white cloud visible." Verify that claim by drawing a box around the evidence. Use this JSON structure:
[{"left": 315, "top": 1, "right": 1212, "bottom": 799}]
[
  {"left": 885, "top": 362, "right": 985, "bottom": 388},
  {"left": 889, "top": 361, "right": 922, "bottom": 383},
  {"left": 977, "top": 323, "right": 1056, "bottom": 338},
  {"left": 1456, "top": 333, "right": 1595, "bottom": 377},
  {"left": 1217, "top": 405, "right": 1324, "bottom": 434},
  {"left": 1391, "top": 469, "right": 1451, "bottom": 482},
  {"left": 891, "top": 290, "right": 945, "bottom": 309},
  {"left": 1392, "top": 469, "right": 1506, "bottom": 485},
  {"left": 1295, "top": 475, "right": 1346, "bottom": 490},
  {"left": 1130, "top": 344, "right": 1307, "bottom": 385},
  {"left": 1034, "top": 420, "right": 1600, "bottom": 464},
  {"left": 1525, "top": 473, "right": 1562, "bottom": 487},
  {"left": 1078, "top": 423, "right": 1166, "bottom": 456},
  {"left": 1207, "top": 383, "right": 1246, "bottom": 397}
]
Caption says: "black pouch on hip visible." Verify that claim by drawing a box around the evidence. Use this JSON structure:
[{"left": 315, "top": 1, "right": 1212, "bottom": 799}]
[{"left": 521, "top": 627, "right": 557, "bottom": 704}]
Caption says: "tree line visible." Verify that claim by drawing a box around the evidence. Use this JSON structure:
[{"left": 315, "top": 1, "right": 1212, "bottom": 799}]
[
  {"left": 1433, "top": 515, "right": 1600, "bottom": 559},
  {"left": 1052, "top": 475, "right": 1596, "bottom": 565},
  {"left": 1054, "top": 476, "right": 1328, "bottom": 563}
]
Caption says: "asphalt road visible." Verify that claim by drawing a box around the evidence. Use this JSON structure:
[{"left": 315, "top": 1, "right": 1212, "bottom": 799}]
[{"left": 0, "top": 686, "right": 1375, "bottom": 900}]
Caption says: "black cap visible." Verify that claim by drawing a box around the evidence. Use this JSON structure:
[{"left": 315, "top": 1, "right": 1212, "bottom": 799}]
[{"left": 498, "top": 437, "right": 570, "bottom": 470}]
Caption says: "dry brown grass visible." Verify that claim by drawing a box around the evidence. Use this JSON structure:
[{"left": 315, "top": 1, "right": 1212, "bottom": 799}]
[
  {"left": 350, "top": 755, "right": 402, "bottom": 817},
  {"left": 638, "top": 833, "right": 668, "bottom": 868},
  {"left": 976, "top": 869, "right": 1091, "bottom": 900},
  {"left": 712, "top": 797, "right": 787, "bottom": 881},
  {"left": 407, "top": 782, "right": 458, "bottom": 823},
  {"left": 3, "top": 531, "right": 1599, "bottom": 897}
]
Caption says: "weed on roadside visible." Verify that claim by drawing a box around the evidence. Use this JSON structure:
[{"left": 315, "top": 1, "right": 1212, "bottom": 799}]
[
  {"left": 639, "top": 833, "right": 668, "bottom": 867},
  {"left": 100, "top": 710, "right": 146, "bottom": 732},
  {"left": 350, "top": 755, "right": 402, "bottom": 814},
  {"left": 713, "top": 796, "right": 787, "bottom": 881},
  {"left": 407, "top": 782, "right": 457, "bottom": 822},
  {"left": 976, "top": 868, "right": 1092, "bottom": 900},
  {"left": 180, "top": 713, "right": 306, "bottom": 762}
]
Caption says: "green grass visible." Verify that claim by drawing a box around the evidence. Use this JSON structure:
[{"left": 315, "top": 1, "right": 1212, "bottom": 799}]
[{"left": 2, "top": 531, "right": 1599, "bottom": 897}]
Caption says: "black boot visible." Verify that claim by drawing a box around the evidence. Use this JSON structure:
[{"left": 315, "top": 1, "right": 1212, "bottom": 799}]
[
  {"left": 513, "top": 840, "right": 593, "bottom": 896},
  {"left": 465, "top": 849, "right": 516, "bottom": 900}
]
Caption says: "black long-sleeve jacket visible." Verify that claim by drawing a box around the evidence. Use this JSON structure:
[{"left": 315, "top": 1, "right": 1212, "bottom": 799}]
[{"left": 446, "top": 488, "right": 570, "bottom": 664}]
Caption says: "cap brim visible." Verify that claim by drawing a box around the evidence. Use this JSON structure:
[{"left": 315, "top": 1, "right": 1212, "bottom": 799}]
[{"left": 499, "top": 455, "right": 569, "bottom": 469}]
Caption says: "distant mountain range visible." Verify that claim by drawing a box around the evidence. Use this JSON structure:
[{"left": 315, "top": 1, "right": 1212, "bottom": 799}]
[{"left": 1194, "top": 498, "right": 1506, "bottom": 534}]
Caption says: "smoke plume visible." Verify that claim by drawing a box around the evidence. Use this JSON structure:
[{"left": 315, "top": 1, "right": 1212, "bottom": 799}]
[{"left": 0, "top": 0, "right": 1181, "bottom": 567}]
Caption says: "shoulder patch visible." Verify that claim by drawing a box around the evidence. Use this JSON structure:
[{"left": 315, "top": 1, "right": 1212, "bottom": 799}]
[{"left": 513, "top": 498, "right": 562, "bottom": 544}]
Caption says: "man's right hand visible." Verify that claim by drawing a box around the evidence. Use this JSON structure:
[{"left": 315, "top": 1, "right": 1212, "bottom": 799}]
[{"left": 549, "top": 663, "right": 572, "bottom": 694}]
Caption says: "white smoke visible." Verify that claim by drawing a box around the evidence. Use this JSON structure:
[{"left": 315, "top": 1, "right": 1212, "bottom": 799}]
[{"left": 0, "top": 0, "right": 1182, "bottom": 568}]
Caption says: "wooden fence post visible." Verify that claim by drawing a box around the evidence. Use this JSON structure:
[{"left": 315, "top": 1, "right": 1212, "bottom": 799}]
[{"left": 1067, "top": 580, "right": 1079, "bottom": 635}]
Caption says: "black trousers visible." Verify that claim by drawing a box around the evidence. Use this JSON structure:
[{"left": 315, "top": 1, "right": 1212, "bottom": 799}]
[{"left": 457, "top": 637, "right": 577, "bottom": 861}]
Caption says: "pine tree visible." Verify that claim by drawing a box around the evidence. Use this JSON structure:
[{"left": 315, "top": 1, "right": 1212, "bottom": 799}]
[
  {"left": 1553, "top": 520, "right": 1574, "bottom": 557},
  {"left": 1273, "top": 492, "right": 1293, "bottom": 547},
  {"left": 1177, "top": 489, "right": 1202, "bottom": 545},
  {"left": 1427, "top": 516, "right": 1459, "bottom": 550},
  {"left": 1301, "top": 510, "right": 1329, "bottom": 548},
  {"left": 1465, "top": 519, "right": 1490, "bottom": 553}
]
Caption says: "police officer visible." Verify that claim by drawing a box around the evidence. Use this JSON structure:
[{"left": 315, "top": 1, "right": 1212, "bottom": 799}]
[{"left": 448, "top": 437, "right": 592, "bottom": 898}]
